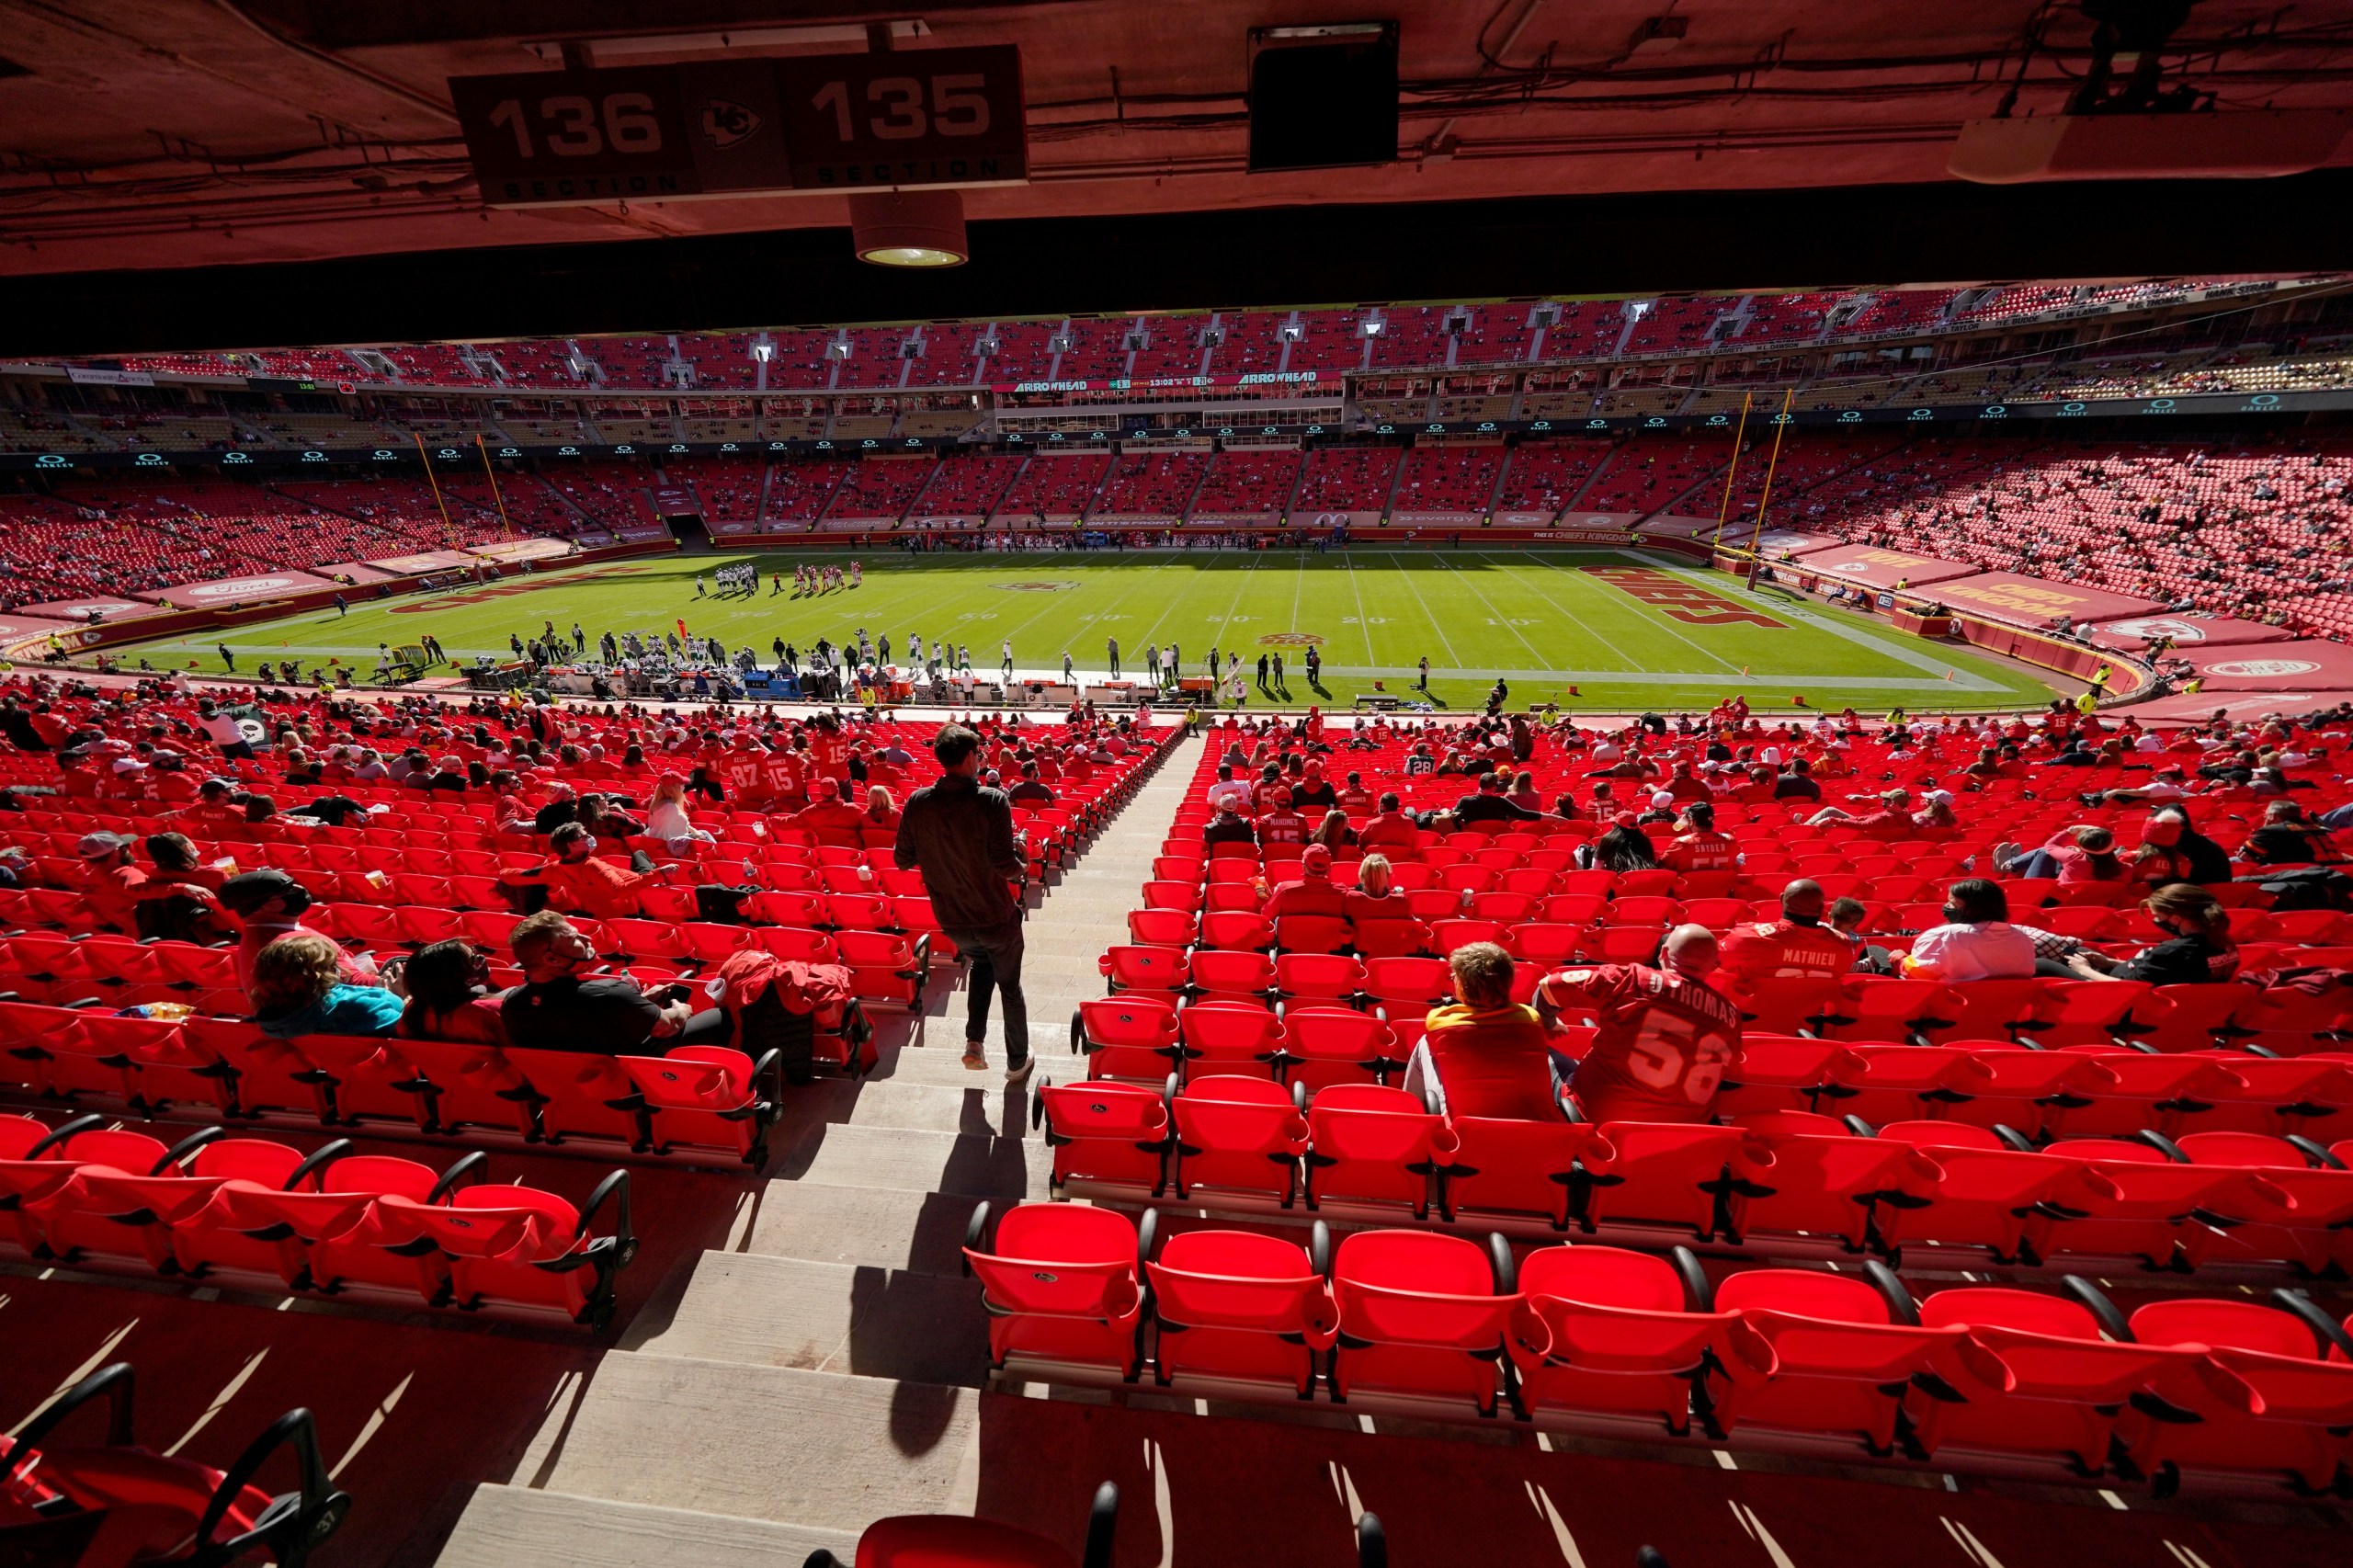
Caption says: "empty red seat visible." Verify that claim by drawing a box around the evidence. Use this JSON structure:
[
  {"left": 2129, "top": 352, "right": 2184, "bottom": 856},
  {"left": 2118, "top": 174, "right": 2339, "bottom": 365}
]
[
  {"left": 1908, "top": 1281, "right": 2218, "bottom": 1477},
  {"left": 1305, "top": 1083, "right": 1454, "bottom": 1219},
  {"left": 1438, "top": 1118, "right": 1594, "bottom": 1232},
  {"left": 1327, "top": 1229, "right": 1518, "bottom": 1416},
  {"left": 1170, "top": 1074, "right": 1307, "bottom": 1205},
  {"left": 1578, "top": 1122, "right": 1756, "bottom": 1242},
  {"left": 1278, "top": 1006, "right": 1399, "bottom": 1094},
  {"left": 1509, "top": 1243, "right": 1774, "bottom": 1434},
  {"left": 1147, "top": 1226, "right": 1334, "bottom": 1397},
  {"left": 1711, "top": 1265, "right": 1997, "bottom": 1455},
  {"left": 2117, "top": 1295, "right": 2353, "bottom": 1494},
  {"left": 1072, "top": 995, "right": 1181, "bottom": 1083},
  {"left": 962, "top": 1201, "right": 1145, "bottom": 1381},
  {"left": 380, "top": 1168, "right": 633, "bottom": 1325},
  {"left": 618, "top": 1046, "right": 776, "bottom": 1164},
  {"left": 1099, "top": 944, "right": 1188, "bottom": 999},
  {"left": 1037, "top": 1077, "right": 1172, "bottom": 1196}
]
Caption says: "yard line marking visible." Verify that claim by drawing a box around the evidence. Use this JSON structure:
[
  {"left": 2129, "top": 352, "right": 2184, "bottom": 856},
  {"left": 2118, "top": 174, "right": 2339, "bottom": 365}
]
[
  {"left": 1940, "top": 1517, "right": 2007, "bottom": 1568},
  {"left": 165, "top": 1348, "right": 270, "bottom": 1456},
  {"left": 1290, "top": 551, "right": 1307, "bottom": 636},
  {"left": 1436, "top": 552, "right": 1549, "bottom": 667},
  {"left": 1473, "top": 552, "right": 1636, "bottom": 673},
  {"left": 11, "top": 1320, "right": 141, "bottom": 1436},
  {"left": 1383, "top": 552, "right": 1461, "bottom": 667},
  {"left": 1728, "top": 1503, "right": 1797, "bottom": 1567},
  {"left": 1202, "top": 553, "right": 1261, "bottom": 671},
  {"left": 1345, "top": 554, "right": 1378, "bottom": 665}
]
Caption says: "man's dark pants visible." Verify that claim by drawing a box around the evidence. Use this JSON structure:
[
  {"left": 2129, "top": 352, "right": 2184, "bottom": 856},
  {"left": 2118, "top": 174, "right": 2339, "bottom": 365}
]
[{"left": 947, "top": 917, "right": 1029, "bottom": 1067}]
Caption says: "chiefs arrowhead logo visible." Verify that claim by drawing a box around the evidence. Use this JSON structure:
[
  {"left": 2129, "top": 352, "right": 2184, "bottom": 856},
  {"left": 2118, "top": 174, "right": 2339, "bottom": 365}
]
[{"left": 700, "top": 99, "right": 762, "bottom": 149}]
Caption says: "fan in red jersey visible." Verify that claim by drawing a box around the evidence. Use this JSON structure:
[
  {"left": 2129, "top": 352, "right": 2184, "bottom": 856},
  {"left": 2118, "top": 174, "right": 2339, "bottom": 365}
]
[{"left": 1533, "top": 925, "right": 1742, "bottom": 1126}]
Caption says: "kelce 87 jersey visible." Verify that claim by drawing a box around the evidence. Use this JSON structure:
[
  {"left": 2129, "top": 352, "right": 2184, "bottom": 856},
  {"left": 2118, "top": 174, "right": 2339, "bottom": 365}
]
[{"left": 1534, "top": 963, "right": 1743, "bottom": 1125}]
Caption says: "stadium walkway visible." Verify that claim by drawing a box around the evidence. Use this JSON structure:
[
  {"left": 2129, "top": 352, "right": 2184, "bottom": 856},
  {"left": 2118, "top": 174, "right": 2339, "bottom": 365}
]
[{"left": 429, "top": 732, "right": 1207, "bottom": 1566}]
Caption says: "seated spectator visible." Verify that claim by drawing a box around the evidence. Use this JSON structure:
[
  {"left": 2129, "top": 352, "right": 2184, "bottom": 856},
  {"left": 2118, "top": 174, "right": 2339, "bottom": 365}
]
[
  {"left": 1291, "top": 760, "right": 1337, "bottom": 813},
  {"left": 1805, "top": 787, "right": 1921, "bottom": 836},
  {"left": 863, "top": 786, "right": 902, "bottom": 837},
  {"left": 1995, "top": 825, "right": 2126, "bottom": 883},
  {"left": 2150, "top": 805, "right": 2233, "bottom": 882},
  {"left": 793, "top": 778, "right": 867, "bottom": 842},
  {"left": 507, "top": 823, "right": 676, "bottom": 920},
  {"left": 1309, "top": 809, "right": 1355, "bottom": 850},
  {"left": 76, "top": 831, "right": 148, "bottom": 934},
  {"left": 1536, "top": 924, "right": 1741, "bottom": 1126},
  {"left": 1007, "top": 764, "right": 1055, "bottom": 806},
  {"left": 131, "top": 833, "right": 232, "bottom": 944},
  {"left": 1256, "top": 787, "right": 1309, "bottom": 846},
  {"left": 1440, "top": 769, "right": 1540, "bottom": 830},
  {"left": 250, "top": 932, "right": 404, "bottom": 1040},
  {"left": 1771, "top": 758, "right": 1822, "bottom": 801},
  {"left": 502, "top": 910, "right": 732, "bottom": 1051},
  {"left": 645, "top": 775, "right": 716, "bottom": 851},
  {"left": 1719, "top": 879, "right": 1856, "bottom": 989},
  {"left": 1356, "top": 792, "right": 1418, "bottom": 850},
  {"left": 395, "top": 938, "right": 512, "bottom": 1046},
  {"left": 1578, "top": 815, "right": 1657, "bottom": 873},
  {"left": 1341, "top": 853, "right": 1418, "bottom": 945},
  {"left": 1658, "top": 801, "right": 1735, "bottom": 874},
  {"left": 2131, "top": 816, "right": 2197, "bottom": 885},
  {"left": 532, "top": 780, "right": 580, "bottom": 835},
  {"left": 2237, "top": 799, "right": 2341, "bottom": 866},
  {"left": 1902, "top": 879, "right": 2037, "bottom": 982},
  {"left": 218, "top": 868, "right": 378, "bottom": 988},
  {"left": 1404, "top": 942, "right": 1561, "bottom": 1119},
  {"left": 1264, "top": 843, "right": 1348, "bottom": 925},
  {"left": 2065, "top": 884, "right": 2240, "bottom": 985},
  {"left": 576, "top": 791, "right": 643, "bottom": 840},
  {"left": 1203, "top": 798, "right": 1256, "bottom": 848}
]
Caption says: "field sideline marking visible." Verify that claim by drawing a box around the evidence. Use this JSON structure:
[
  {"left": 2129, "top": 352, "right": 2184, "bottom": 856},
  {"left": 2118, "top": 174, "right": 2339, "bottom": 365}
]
[{"left": 1379, "top": 552, "right": 1461, "bottom": 668}]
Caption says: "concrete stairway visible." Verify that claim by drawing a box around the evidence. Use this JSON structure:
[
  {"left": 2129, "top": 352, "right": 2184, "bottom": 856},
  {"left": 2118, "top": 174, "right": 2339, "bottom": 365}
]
[{"left": 435, "top": 733, "right": 1205, "bottom": 1566}]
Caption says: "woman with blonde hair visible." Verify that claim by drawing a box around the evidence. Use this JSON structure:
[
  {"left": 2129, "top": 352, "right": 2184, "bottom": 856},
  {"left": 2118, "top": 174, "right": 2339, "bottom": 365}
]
[
  {"left": 864, "top": 785, "right": 901, "bottom": 829},
  {"left": 251, "top": 931, "right": 404, "bottom": 1040},
  {"left": 645, "top": 774, "right": 715, "bottom": 851}
]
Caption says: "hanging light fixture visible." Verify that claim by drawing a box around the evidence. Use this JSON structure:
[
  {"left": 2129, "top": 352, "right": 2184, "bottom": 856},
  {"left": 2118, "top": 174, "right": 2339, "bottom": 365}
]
[{"left": 850, "top": 188, "right": 969, "bottom": 267}]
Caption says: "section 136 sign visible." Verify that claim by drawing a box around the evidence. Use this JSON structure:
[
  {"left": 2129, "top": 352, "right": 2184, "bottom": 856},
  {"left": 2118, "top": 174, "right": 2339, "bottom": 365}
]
[{"left": 450, "top": 46, "right": 1026, "bottom": 206}]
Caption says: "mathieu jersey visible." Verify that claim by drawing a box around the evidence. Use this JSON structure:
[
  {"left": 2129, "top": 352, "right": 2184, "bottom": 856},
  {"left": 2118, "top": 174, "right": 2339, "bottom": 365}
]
[
  {"left": 1535, "top": 963, "right": 1742, "bottom": 1125},
  {"left": 1717, "top": 918, "right": 1855, "bottom": 988}
]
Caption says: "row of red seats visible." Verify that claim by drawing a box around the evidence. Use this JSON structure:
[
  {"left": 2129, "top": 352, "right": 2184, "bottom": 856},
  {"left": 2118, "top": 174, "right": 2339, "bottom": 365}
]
[
  {"left": 1, "top": 1361, "right": 350, "bottom": 1568},
  {"left": 1035, "top": 1067, "right": 2353, "bottom": 1273},
  {"left": 0, "top": 1113, "right": 635, "bottom": 1325},
  {"left": 964, "top": 1200, "right": 2353, "bottom": 1495},
  {"left": 0, "top": 998, "right": 813, "bottom": 1165}
]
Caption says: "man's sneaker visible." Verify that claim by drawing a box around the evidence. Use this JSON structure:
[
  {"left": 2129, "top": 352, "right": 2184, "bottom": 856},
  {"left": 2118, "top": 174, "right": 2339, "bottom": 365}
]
[
  {"left": 1004, "top": 1057, "right": 1036, "bottom": 1085},
  {"left": 961, "top": 1044, "right": 988, "bottom": 1071}
]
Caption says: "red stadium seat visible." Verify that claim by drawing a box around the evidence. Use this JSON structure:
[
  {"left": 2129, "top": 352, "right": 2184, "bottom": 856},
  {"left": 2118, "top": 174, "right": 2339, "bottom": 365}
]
[
  {"left": 2117, "top": 1295, "right": 2353, "bottom": 1494},
  {"left": 1072, "top": 995, "right": 1182, "bottom": 1083},
  {"left": 963, "top": 1201, "right": 1146, "bottom": 1381},
  {"left": 1305, "top": 1083, "right": 1454, "bottom": 1219},
  {"left": 1508, "top": 1244, "right": 1774, "bottom": 1433},
  {"left": 1036, "top": 1076, "right": 1172, "bottom": 1196},
  {"left": 380, "top": 1169, "right": 633, "bottom": 1325},
  {"left": 1327, "top": 1228, "right": 1518, "bottom": 1416},
  {"left": 1170, "top": 1074, "right": 1307, "bottom": 1205},
  {"left": 1147, "top": 1225, "right": 1335, "bottom": 1398}
]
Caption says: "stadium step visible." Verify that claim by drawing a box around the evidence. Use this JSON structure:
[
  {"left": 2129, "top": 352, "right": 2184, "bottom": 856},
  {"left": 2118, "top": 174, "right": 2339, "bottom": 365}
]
[
  {"left": 737, "top": 1180, "right": 984, "bottom": 1275},
  {"left": 835, "top": 1077, "right": 1023, "bottom": 1138},
  {"left": 621, "top": 1250, "right": 989, "bottom": 1385},
  {"left": 775, "top": 1122, "right": 1050, "bottom": 1200},
  {"left": 438, "top": 1485, "right": 858, "bottom": 1568},
  {"left": 516, "top": 1355, "right": 980, "bottom": 1531}
]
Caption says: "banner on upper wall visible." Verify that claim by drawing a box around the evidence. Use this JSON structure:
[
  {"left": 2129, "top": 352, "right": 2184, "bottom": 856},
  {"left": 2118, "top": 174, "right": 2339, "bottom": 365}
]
[
  {"left": 2177, "top": 640, "right": 2353, "bottom": 692},
  {"left": 1797, "top": 546, "right": 1981, "bottom": 592},
  {"left": 1923, "top": 572, "right": 2165, "bottom": 631},
  {"left": 2131, "top": 689, "right": 2353, "bottom": 721},
  {"left": 2086, "top": 615, "right": 2297, "bottom": 652},
  {"left": 147, "top": 570, "right": 345, "bottom": 608}
]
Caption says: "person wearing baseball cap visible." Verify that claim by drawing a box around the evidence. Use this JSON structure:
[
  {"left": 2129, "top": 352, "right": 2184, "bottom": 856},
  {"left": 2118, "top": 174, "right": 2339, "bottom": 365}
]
[
  {"left": 1264, "top": 843, "right": 1349, "bottom": 940},
  {"left": 77, "top": 832, "right": 147, "bottom": 933},
  {"left": 219, "top": 868, "right": 377, "bottom": 989}
]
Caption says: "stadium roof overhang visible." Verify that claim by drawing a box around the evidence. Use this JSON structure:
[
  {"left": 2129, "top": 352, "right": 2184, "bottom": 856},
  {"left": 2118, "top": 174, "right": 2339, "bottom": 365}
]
[{"left": 2, "top": 0, "right": 2351, "bottom": 351}]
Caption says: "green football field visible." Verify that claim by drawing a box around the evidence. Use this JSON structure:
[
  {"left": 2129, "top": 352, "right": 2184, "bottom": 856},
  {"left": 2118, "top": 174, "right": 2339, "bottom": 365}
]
[{"left": 115, "top": 547, "right": 2062, "bottom": 713}]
